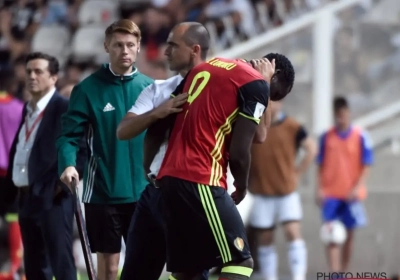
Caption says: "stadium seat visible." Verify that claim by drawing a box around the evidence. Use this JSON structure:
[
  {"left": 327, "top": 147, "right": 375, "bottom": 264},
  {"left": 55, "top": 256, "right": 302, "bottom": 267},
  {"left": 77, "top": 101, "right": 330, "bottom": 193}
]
[
  {"left": 78, "top": 0, "right": 118, "bottom": 26},
  {"left": 363, "top": 0, "right": 399, "bottom": 25},
  {"left": 205, "top": 22, "right": 221, "bottom": 53},
  {"left": 31, "top": 25, "right": 71, "bottom": 65},
  {"left": 219, "top": 16, "right": 240, "bottom": 47},
  {"left": 71, "top": 25, "right": 105, "bottom": 62},
  {"left": 119, "top": 0, "right": 150, "bottom": 5},
  {"left": 255, "top": 2, "right": 272, "bottom": 32}
]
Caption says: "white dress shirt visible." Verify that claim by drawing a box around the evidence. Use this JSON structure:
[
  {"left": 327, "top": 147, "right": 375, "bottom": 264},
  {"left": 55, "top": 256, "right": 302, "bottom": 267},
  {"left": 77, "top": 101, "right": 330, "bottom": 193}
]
[
  {"left": 12, "top": 88, "right": 55, "bottom": 187},
  {"left": 128, "top": 75, "right": 183, "bottom": 176}
]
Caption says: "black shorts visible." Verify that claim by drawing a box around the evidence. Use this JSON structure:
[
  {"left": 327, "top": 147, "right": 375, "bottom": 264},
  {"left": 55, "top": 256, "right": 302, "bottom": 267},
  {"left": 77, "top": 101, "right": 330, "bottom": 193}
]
[
  {"left": 159, "top": 176, "right": 251, "bottom": 273},
  {"left": 84, "top": 202, "right": 136, "bottom": 253},
  {"left": 121, "top": 184, "right": 167, "bottom": 280}
]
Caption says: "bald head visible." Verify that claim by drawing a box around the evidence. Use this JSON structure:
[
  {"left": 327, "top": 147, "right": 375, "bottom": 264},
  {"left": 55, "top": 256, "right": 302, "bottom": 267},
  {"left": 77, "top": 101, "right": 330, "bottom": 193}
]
[{"left": 174, "top": 22, "right": 210, "bottom": 60}]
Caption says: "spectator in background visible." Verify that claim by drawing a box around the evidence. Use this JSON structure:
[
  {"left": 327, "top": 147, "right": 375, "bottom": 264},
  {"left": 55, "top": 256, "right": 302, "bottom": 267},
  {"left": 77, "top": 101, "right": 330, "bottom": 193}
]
[
  {"left": 248, "top": 0, "right": 282, "bottom": 26},
  {"left": 248, "top": 100, "right": 316, "bottom": 280},
  {"left": 124, "top": 6, "right": 172, "bottom": 77},
  {"left": 3, "top": 52, "right": 83, "bottom": 280},
  {"left": 8, "top": 0, "right": 43, "bottom": 40},
  {"left": 178, "top": 0, "right": 210, "bottom": 22},
  {"left": 0, "top": 69, "right": 24, "bottom": 280},
  {"left": 41, "top": 0, "right": 83, "bottom": 31},
  {"left": 59, "top": 83, "right": 75, "bottom": 99},
  {"left": 57, "top": 59, "right": 85, "bottom": 89},
  {"left": 41, "top": 0, "right": 69, "bottom": 25},
  {"left": 140, "top": 7, "right": 171, "bottom": 61},
  {"left": 148, "top": 61, "right": 169, "bottom": 79},
  {"left": 316, "top": 96, "right": 373, "bottom": 272},
  {"left": 0, "top": 0, "right": 83, "bottom": 71},
  {"left": 10, "top": 56, "right": 27, "bottom": 101},
  {"left": 64, "top": 61, "right": 84, "bottom": 84},
  {"left": 203, "top": 0, "right": 256, "bottom": 42},
  {"left": 0, "top": 8, "right": 28, "bottom": 68},
  {"left": 334, "top": 27, "right": 361, "bottom": 97},
  {"left": 0, "top": 68, "right": 23, "bottom": 180}
]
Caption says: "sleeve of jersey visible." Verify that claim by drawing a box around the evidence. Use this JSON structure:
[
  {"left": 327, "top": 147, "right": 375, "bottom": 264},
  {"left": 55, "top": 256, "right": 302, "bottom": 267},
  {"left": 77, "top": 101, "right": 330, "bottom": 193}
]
[
  {"left": 128, "top": 83, "right": 155, "bottom": 115},
  {"left": 237, "top": 79, "right": 270, "bottom": 124},
  {"left": 316, "top": 132, "right": 327, "bottom": 165},
  {"left": 360, "top": 130, "right": 374, "bottom": 165}
]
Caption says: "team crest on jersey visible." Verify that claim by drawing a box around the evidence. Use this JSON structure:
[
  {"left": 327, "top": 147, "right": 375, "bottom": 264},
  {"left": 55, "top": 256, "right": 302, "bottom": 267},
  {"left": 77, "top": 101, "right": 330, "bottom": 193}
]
[{"left": 234, "top": 237, "right": 244, "bottom": 251}]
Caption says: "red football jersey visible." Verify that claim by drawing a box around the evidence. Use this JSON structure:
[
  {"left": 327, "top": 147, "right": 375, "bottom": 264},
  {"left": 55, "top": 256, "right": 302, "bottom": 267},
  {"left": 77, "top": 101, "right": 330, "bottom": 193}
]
[{"left": 157, "top": 57, "right": 270, "bottom": 188}]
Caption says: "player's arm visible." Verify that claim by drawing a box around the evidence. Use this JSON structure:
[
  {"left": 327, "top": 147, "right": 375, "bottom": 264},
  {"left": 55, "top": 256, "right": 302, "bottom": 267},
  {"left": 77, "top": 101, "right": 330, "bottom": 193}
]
[
  {"left": 117, "top": 84, "right": 156, "bottom": 140},
  {"left": 353, "top": 130, "right": 374, "bottom": 189},
  {"left": 250, "top": 58, "right": 275, "bottom": 142},
  {"left": 117, "top": 79, "right": 188, "bottom": 140},
  {"left": 116, "top": 84, "right": 187, "bottom": 140},
  {"left": 295, "top": 126, "right": 317, "bottom": 174},
  {"left": 56, "top": 85, "right": 89, "bottom": 185},
  {"left": 229, "top": 80, "right": 269, "bottom": 199}
]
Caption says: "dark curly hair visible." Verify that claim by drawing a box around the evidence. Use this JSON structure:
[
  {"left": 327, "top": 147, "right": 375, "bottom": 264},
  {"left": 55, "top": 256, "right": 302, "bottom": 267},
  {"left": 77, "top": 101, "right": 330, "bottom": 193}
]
[
  {"left": 333, "top": 96, "right": 348, "bottom": 113},
  {"left": 264, "top": 53, "right": 295, "bottom": 101},
  {"left": 25, "top": 52, "right": 60, "bottom": 76}
]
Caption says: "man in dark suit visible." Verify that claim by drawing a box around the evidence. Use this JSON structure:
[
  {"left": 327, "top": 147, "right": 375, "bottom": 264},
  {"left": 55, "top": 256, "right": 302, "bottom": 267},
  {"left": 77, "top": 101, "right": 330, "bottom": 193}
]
[{"left": 2, "top": 52, "right": 85, "bottom": 280}]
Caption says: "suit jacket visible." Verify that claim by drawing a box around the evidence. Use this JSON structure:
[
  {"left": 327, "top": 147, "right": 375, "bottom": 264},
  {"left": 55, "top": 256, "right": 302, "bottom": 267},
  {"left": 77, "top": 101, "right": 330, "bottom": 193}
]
[{"left": 2, "top": 92, "right": 87, "bottom": 215}]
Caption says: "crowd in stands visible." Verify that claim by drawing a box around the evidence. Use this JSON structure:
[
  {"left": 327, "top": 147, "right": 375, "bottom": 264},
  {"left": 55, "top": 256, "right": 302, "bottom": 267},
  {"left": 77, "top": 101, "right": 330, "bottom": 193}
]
[
  {"left": 242, "top": 0, "right": 400, "bottom": 125},
  {"left": 0, "top": 0, "right": 337, "bottom": 103}
]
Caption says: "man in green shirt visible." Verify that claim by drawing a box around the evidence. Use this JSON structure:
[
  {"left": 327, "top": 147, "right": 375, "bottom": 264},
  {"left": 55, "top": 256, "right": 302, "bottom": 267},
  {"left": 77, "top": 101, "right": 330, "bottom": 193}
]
[{"left": 57, "top": 19, "right": 153, "bottom": 280}]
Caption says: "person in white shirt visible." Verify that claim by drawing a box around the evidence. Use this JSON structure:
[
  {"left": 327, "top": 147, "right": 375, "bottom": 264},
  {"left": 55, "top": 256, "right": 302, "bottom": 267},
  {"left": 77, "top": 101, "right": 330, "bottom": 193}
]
[
  {"left": 2, "top": 52, "right": 85, "bottom": 280},
  {"left": 116, "top": 22, "right": 210, "bottom": 280}
]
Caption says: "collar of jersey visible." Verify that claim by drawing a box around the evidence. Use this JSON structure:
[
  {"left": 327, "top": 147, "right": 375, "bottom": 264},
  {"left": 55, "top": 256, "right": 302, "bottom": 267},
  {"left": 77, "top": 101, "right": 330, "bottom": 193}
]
[
  {"left": 108, "top": 63, "right": 138, "bottom": 77},
  {"left": 96, "top": 63, "right": 139, "bottom": 83}
]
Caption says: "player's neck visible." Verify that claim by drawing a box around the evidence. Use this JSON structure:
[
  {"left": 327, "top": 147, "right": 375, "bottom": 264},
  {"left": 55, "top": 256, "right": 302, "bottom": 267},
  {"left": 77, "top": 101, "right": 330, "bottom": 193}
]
[
  {"left": 179, "top": 70, "right": 188, "bottom": 77},
  {"left": 335, "top": 124, "right": 350, "bottom": 132},
  {"left": 179, "top": 65, "right": 192, "bottom": 77},
  {"left": 179, "top": 60, "right": 204, "bottom": 77}
]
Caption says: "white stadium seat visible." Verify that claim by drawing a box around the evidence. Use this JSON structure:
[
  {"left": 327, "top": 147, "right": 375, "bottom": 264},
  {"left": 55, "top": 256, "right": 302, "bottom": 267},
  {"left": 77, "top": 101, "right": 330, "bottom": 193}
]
[
  {"left": 78, "top": 0, "right": 118, "bottom": 26},
  {"left": 31, "top": 25, "right": 71, "bottom": 65},
  {"left": 71, "top": 25, "right": 105, "bottom": 62},
  {"left": 119, "top": 0, "right": 150, "bottom": 5}
]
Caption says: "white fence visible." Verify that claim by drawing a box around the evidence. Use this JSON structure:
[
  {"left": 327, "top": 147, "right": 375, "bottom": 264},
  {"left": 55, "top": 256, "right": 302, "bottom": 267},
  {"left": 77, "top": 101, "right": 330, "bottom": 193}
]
[
  {"left": 220, "top": 0, "right": 400, "bottom": 224},
  {"left": 214, "top": 0, "right": 400, "bottom": 135}
]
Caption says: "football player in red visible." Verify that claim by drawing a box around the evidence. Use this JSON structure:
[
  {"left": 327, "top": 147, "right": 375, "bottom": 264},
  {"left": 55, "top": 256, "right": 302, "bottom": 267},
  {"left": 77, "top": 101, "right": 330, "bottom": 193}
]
[{"left": 156, "top": 54, "right": 294, "bottom": 280}]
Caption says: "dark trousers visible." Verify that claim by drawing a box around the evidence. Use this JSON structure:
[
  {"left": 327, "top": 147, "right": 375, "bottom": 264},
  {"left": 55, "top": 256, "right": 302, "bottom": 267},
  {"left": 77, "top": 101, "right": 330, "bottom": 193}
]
[
  {"left": 18, "top": 191, "right": 77, "bottom": 280},
  {"left": 121, "top": 184, "right": 167, "bottom": 280},
  {"left": 121, "top": 184, "right": 210, "bottom": 280}
]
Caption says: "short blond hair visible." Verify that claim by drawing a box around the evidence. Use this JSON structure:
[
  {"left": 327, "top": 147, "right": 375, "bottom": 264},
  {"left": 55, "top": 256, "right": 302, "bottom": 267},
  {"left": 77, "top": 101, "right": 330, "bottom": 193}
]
[{"left": 105, "top": 19, "right": 141, "bottom": 41}]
